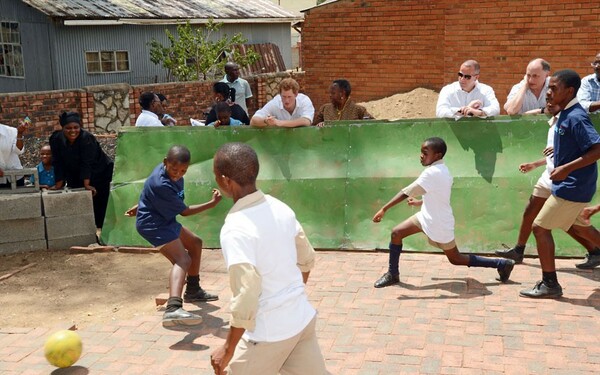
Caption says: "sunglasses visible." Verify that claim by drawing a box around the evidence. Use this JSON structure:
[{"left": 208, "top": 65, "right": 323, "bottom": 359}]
[{"left": 457, "top": 72, "right": 476, "bottom": 80}]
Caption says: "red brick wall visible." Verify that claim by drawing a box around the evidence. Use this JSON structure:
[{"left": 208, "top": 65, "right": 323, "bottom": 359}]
[{"left": 302, "top": 0, "right": 600, "bottom": 112}]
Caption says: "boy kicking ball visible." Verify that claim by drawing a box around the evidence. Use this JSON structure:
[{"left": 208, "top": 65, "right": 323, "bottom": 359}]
[
  {"left": 126, "top": 145, "right": 222, "bottom": 327},
  {"left": 372, "top": 137, "right": 515, "bottom": 288}
]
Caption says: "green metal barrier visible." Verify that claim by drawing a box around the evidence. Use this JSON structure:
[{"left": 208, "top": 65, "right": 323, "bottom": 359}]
[{"left": 101, "top": 115, "right": 600, "bottom": 256}]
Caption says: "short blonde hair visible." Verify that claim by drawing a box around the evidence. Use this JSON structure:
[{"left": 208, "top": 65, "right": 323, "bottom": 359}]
[{"left": 279, "top": 78, "right": 300, "bottom": 94}]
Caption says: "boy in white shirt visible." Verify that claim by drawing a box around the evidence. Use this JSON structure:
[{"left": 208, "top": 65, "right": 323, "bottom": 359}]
[
  {"left": 210, "top": 142, "right": 328, "bottom": 375},
  {"left": 372, "top": 137, "right": 515, "bottom": 288}
]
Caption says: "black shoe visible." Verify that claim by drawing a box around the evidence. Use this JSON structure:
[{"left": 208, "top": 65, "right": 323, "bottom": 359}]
[
  {"left": 575, "top": 253, "right": 600, "bottom": 269},
  {"left": 494, "top": 247, "right": 524, "bottom": 264},
  {"left": 162, "top": 308, "right": 203, "bottom": 327},
  {"left": 184, "top": 288, "right": 219, "bottom": 302},
  {"left": 519, "top": 280, "right": 563, "bottom": 299},
  {"left": 496, "top": 259, "right": 515, "bottom": 282},
  {"left": 374, "top": 272, "right": 400, "bottom": 288}
]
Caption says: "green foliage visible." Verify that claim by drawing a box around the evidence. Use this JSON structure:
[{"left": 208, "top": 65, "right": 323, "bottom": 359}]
[{"left": 149, "top": 20, "right": 259, "bottom": 81}]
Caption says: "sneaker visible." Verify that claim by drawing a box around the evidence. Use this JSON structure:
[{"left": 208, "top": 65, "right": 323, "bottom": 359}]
[
  {"left": 184, "top": 288, "right": 219, "bottom": 302},
  {"left": 162, "top": 308, "right": 203, "bottom": 327},
  {"left": 374, "top": 272, "right": 400, "bottom": 288},
  {"left": 494, "top": 247, "right": 524, "bottom": 264},
  {"left": 519, "top": 280, "right": 563, "bottom": 299},
  {"left": 496, "top": 259, "right": 515, "bottom": 282},
  {"left": 575, "top": 253, "right": 600, "bottom": 269}
]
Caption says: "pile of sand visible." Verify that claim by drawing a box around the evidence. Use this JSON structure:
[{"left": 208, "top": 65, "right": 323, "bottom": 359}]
[{"left": 359, "top": 87, "right": 438, "bottom": 121}]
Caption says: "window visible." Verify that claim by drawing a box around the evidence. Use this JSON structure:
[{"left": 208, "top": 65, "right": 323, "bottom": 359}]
[
  {"left": 85, "top": 50, "right": 129, "bottom": 73},
  {"left": 0, "top": 21, "right": 24, "bottom": 78}
]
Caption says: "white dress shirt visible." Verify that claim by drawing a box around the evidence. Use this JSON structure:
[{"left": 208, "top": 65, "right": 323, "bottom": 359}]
[
  {"left": 135, "top": 110, "right": 163, "bottom": 127},
  {"left": 436, "top": 81, "right": 500, "bottom": 119},
  {"left": 0, "top": 124, "right": 24, "bottom": 184},
  {"left": 253, "top": 93, "right": 315, "bottom": 123},
  {"left": 505, "top": 77, "right": 550, "bottom": 114}
]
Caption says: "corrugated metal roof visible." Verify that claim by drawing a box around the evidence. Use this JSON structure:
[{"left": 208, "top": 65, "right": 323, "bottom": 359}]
[{"left": 21, "top": 0, "right": 302, "bottom": 21}]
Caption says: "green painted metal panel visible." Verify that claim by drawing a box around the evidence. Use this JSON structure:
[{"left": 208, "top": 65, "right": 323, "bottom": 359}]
[{"left": 101, "top": 115, "right": 600, "bottom": 256}]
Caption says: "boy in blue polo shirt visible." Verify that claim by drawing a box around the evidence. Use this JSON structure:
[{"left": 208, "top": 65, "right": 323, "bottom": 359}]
[
  {"left": 126, "top": 145, "right": 222, "bottom": 326},
  {"left": 520, "top": 70, "right": 600, "bottom": 299}
]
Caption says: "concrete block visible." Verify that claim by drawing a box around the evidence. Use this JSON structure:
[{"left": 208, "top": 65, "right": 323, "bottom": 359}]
[
  {"left": 0, "top": 239, "right": 47, "bottom": 255},
  {"left": 47, "top": 235, "right": 97, "bottom": 250},
  {"left": 0, "top": 217, "right": 45, "bottom": 244},
  {"left": 45, "top": 214, "right": 96, "bottom": 240},
  {"left": 0, "top": 192, "right": 42, "bottom": 220},
  {"left": 42, "top": 189, "right": 93, "bottom": 218},
  {"left": 155, "top": 293, "right": 169, "bottom": 306}
]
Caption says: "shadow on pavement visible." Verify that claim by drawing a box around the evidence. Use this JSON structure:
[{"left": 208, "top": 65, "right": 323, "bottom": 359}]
[
  {"left": 162, "top": 303, "right": 228, "bottom": 351},
  {"left": 395, "top": 277, "right": 497, "bottom": 299}
]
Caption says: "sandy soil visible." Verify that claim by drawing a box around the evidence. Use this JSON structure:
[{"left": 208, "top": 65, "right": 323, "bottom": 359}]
[
  {"left": 359, "top": 87, "right": 438, "bottom": 121},
  {"left": 2, "top": 88, "right": 437, "bottom": 329}
]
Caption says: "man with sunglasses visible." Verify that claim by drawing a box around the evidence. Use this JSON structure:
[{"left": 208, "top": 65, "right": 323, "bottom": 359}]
[
  {"left": 504, "top": 58, "right": 551, "bottom": 115},
  {"left": 436, "top": 60, "right": 500, "bottom": 119},
  {"left": 576, "top": 52, "right": 600, "bottom": 114}
]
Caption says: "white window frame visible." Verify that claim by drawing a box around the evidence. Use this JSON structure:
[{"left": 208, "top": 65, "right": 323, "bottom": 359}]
[{"left": 85, "top": 50, "right": 130, "bottom": 74}]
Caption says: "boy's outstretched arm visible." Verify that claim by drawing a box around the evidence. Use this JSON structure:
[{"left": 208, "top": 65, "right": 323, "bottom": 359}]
[
  {"left": 550, "top": 143, "right": 600, "bottom": 181},
  {"left": 519, "top": 157, "right": 546, "bottom": 173},
  {"left": 181, "top": 189, "right": 222, "bottom": 216},
  {"left": 372, "top": 191, "right": 409, "bottom": 223}
]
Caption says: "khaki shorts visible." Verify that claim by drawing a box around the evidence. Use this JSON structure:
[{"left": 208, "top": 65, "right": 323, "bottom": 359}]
[
  {"left": 531, "top": 180, "right": 552, "bottom": 199},
  {"left": 533, "top": 195, "right": 590, "bottom": 231},
  {"left": 409, "top": 214, "right": 456, "bottom": 250}
]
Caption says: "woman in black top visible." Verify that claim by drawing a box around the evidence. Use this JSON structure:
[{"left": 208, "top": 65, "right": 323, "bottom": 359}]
[
  {"left": 49, "top": 112, "right": 114, "bottom": 229},
  {"left": 205, "top": 82, "right": 250, "bottom": 125}
]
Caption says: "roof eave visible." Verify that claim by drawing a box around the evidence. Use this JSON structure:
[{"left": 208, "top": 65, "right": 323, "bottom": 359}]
[{"left": 63, "top": 17, "right": 302, "bottom": 26}]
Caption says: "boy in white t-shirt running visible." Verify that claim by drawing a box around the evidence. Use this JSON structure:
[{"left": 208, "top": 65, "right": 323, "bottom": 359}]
[{"left": 372, "top": 137, "right": 516, "bottom": 288}]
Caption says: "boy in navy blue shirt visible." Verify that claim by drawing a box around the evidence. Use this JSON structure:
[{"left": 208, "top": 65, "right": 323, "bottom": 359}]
[
  {"left": 521, "top": 70, "right": 600, "bottom": 299},
  {"left": 126, "top": 145, "right": 222, "bottom": 326}
]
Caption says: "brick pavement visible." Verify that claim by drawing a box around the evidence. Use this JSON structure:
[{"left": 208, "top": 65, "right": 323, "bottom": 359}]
[{"left": 1, "top": 250, "right": 599, "bottom": 374}]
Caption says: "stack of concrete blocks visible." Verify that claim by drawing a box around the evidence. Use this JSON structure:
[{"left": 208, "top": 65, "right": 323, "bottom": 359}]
[
  {"left": 43, "top": 189, "right": 97, "bottom": 249},
  {"left": 0, "top": 193, "right": 47, "bottom": 254}
]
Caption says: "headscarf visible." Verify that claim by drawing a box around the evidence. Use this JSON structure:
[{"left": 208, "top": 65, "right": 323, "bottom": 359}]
[{"left": 59, "top": 112, "right": 81, "bottom": 127}]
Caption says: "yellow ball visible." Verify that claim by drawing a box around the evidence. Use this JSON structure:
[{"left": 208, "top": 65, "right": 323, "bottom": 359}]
[{"left": 44, "top": 330, "right": 83, "bottom": 368}]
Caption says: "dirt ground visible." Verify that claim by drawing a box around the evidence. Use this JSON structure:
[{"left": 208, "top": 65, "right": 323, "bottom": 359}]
[
  {"left": 2, "top": 88, "right": 437, "bottom": 329},
  {"left": 0, "top": 249, "right": 170, "bottom": 328}
]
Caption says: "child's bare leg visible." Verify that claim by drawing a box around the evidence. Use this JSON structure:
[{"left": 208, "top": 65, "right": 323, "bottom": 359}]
[
  {"left": 180, "top": 226, "right": 203, "bottom": 276},
  {"left": 179, "top": 226, "right": 219, "bottom": 302},
  {"left": 442, "top": 246, "right": 470, "bottom": 266},
  {"left": 374, "top": 218, "right": 421, "bottom": 288},
  {"left": 160, "top": 239, "right": 191, "bottom": 298}
]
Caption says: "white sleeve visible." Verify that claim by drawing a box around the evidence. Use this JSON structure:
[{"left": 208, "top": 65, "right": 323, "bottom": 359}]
[
  {"left": 577, "top": 78, "right": 593, "bottom": 112},
  {"left": 414, "top": 169, "right": 434, "bottom": 193},
  {"left": 244, "top": 81, "right": 253, "bottom": 99},
  {"left": 481, "top": 86, "right": 500, "bottom": 116},
  {"left": 220, "top": 227, "right": 257, "bottom": 268},
  {"left": 298, "top": 95, "right": 315, "bottom": 122},
  {"left": 253, "top": 97, "right": 279, "bottom": 118},
  {"left": 436, "top": 85, "right": 458, "bottom": 118}
]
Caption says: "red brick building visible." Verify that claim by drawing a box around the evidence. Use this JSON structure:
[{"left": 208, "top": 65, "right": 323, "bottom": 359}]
[{"left": 302, "top": 0, "right": 600, "bottom": 112}]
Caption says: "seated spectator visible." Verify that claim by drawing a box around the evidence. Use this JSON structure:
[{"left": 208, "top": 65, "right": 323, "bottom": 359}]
[
  {"left": 250, "top": 78, "right": 314, "bottom": 128},
  {"left": 577, "top": 52, "right": 600, "bottom": 114},
  {"left": 50, "top": 112, "right": 114, "bottom": 229},
  {"left": 157, "top": 93, "right": 177, "bottom": 126},
  {"left": 135, "top": 92, "right": 164, "bottom": 127},
  {"left": 30, "top": 144, "right": 55, "bottom": 189},
  {"left": 0, "top": 119, "right": 27, "bottom": 188},
  {"left": 504, "top": 58, "right": 551, "bottom": 115},
  {"left": 436, "top": 60, "right": 500, "bottom": 119},
  {"left": 205, "top": 82, "right": 250, "bottom": 125},
  {"left": 207, "top": 102, "right": 244, "bottom": 127},
  {"left": 313, "top": 79, "right": 373, "bottom": 127}
]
